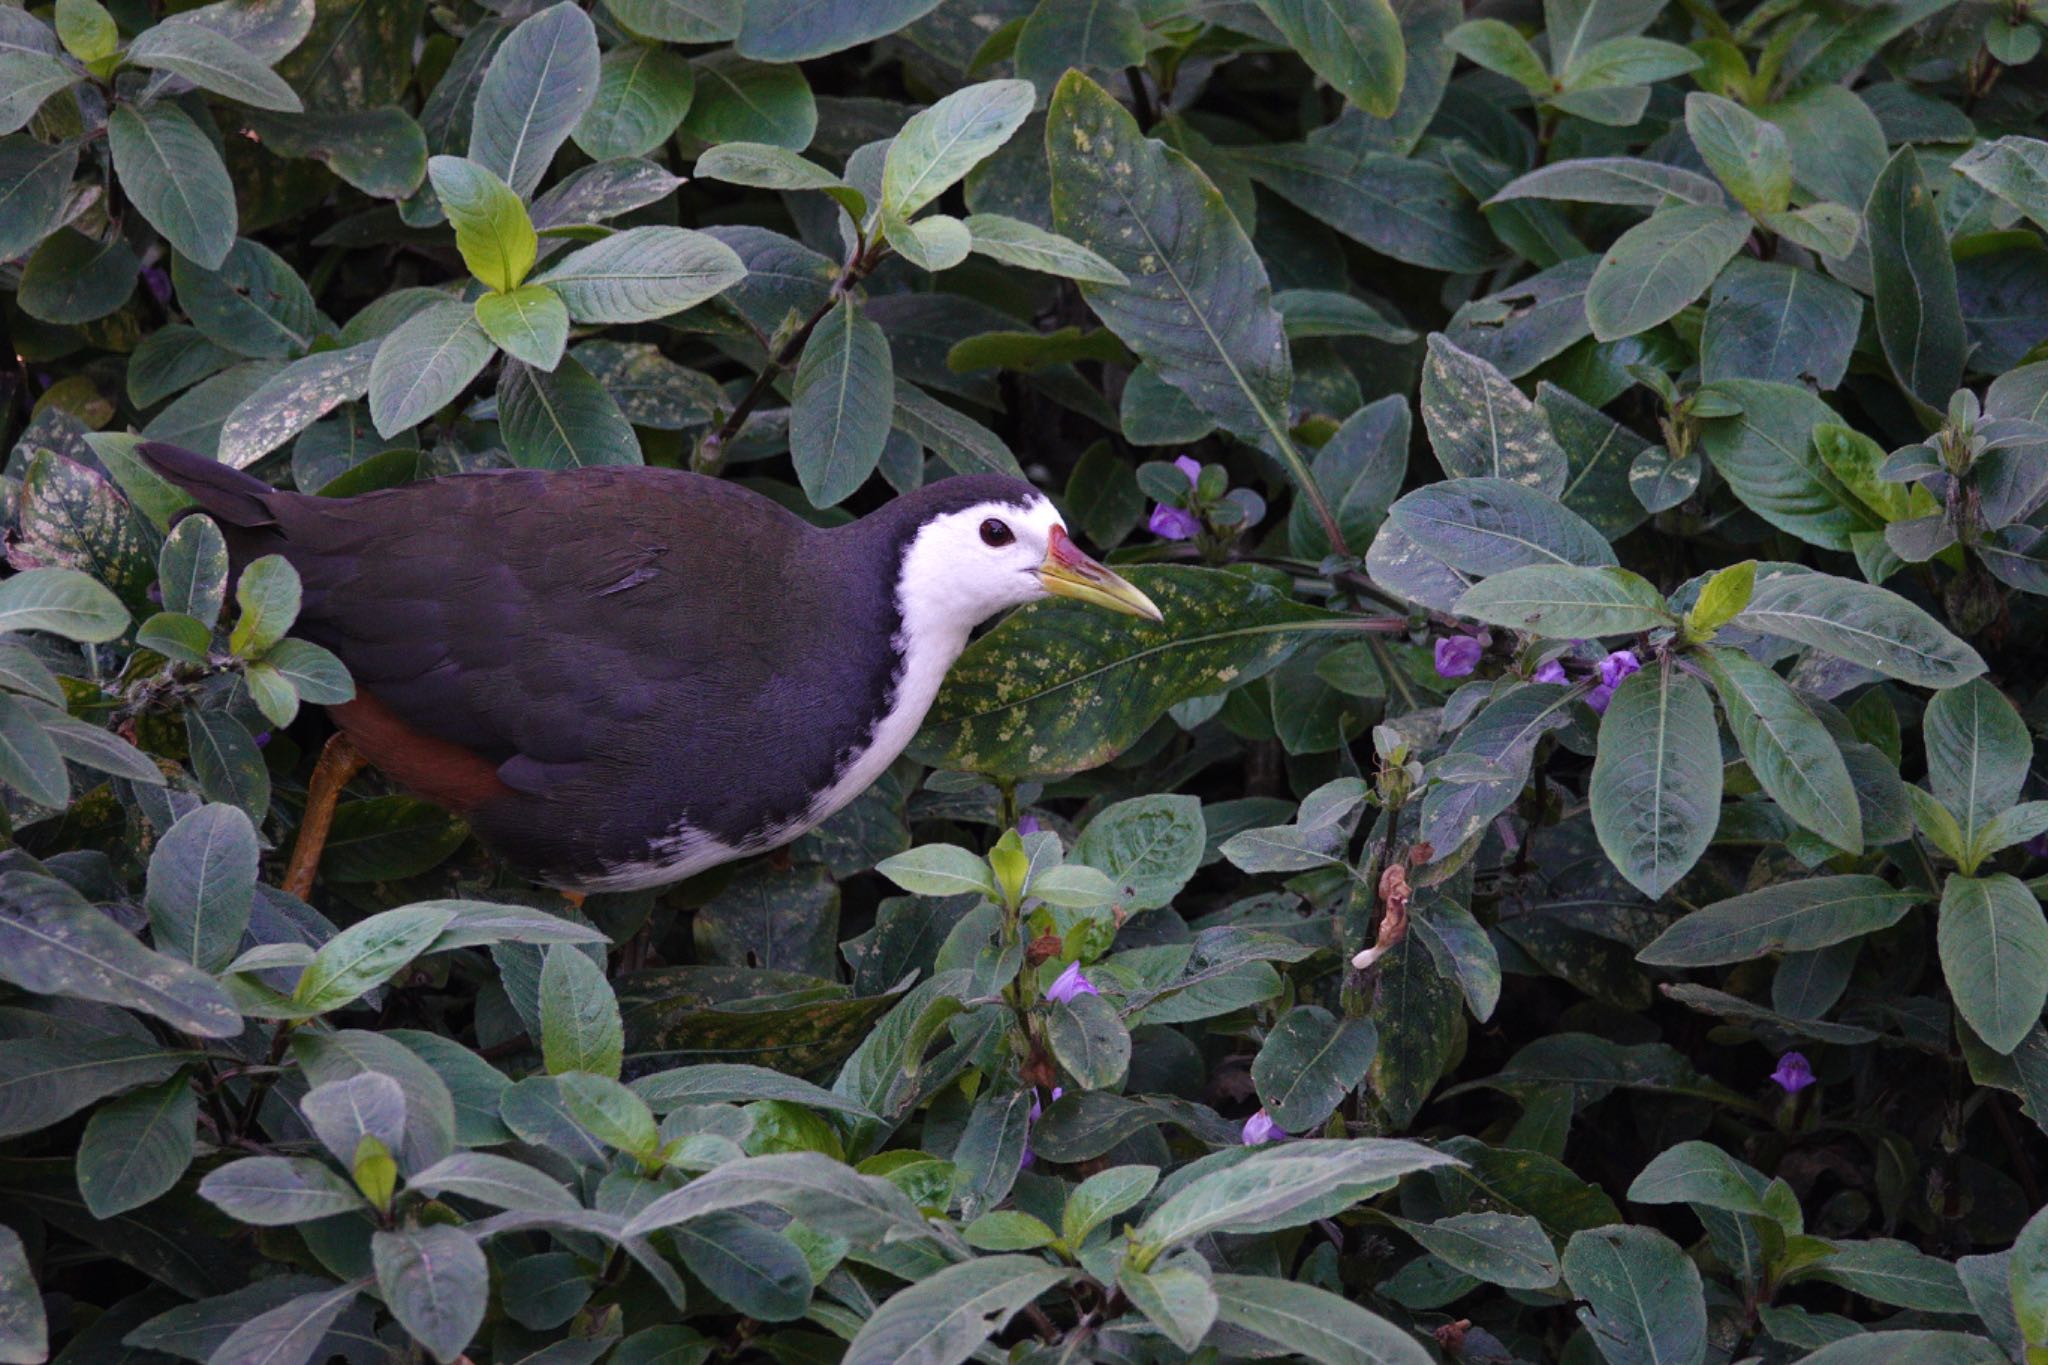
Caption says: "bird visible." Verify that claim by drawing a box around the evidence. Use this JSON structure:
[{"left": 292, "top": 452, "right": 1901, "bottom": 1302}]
[{"left": 137, "top": 442, "right": 1163, "bottom": 896}]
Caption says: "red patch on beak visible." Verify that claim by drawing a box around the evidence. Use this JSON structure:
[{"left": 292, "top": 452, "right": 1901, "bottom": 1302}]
[{"left": 1045, "top": 524, "right": 1096, "bottom": 573}]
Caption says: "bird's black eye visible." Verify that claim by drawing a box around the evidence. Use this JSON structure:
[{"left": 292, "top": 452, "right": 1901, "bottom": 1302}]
[{"left": 980, "top": 518, "right": 1014, "bottom": 547}]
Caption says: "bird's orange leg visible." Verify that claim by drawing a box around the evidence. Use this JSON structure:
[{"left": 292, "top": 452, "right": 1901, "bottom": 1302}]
[{"left": 284, "top": 733, "right": 367, "bottom": 900}]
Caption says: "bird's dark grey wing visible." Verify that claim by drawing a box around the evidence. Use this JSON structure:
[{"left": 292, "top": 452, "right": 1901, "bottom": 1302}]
[{"left": 264, "top": 467, "right": 834, "bottom": 790}]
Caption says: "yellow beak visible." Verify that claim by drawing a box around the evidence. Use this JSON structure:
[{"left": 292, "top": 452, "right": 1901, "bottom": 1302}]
[{"left": 1037, "top": 526, "right": 1164, "bottom": 622}]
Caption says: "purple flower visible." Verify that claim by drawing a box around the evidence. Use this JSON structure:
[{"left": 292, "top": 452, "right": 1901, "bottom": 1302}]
[
  {"left": 2027, "top": 832, "right": 2048, "bottom": 860},
  {"left": 1148, "top": 503, "right": 1201, "bottom": 541},
  {"left": 1598, "top": 649, "right": 1641, "bottom": 688},
  {"left": 1434, "top": 636, "right": 1483, "bottom": 678},
  {"left": 1533, "top": 660, "right": 1568, "bottom": 685},
  {"left": 1585, "top": 684, "right": 1615, "bottom": 714},
  {"left": 1046, "top": 962, "right": 1097, "bottom": 1004},
  {"left": 1021, "top": 1085, "right": 1064, "bottom": 1168},
  {"left": 1147, "top": 456, "right": 1206, "bottom": 541},
  {"left": 1770, "top": 1052, "right": 1815, "bottom": 1094},
  {"left": 251, "top": 730, "right": 273, "bottom": 748},
  {"left": 1241, "top": 1110, "right": 1285, "bottom": 1145},
  {"left": 1017, "top": 814, "right": 1042, "bottom": 836}
]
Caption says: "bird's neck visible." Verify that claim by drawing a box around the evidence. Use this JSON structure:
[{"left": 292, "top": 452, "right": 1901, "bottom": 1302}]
[{"left": 799, "top": 546, "right": 978, "bottom": 829}]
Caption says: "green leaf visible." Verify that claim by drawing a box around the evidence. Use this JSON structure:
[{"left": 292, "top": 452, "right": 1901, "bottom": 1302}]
[
  {"left": 368, "top": 299, "right": 496, "bottom": 438},
  {"left": 1388, "top": 477, "right": 1614, "bottom": 575},
  {"left": 964, "top": 1210, "right": 1059, "bottom": 1251},
  {"left": 1732, "top": 566, "right": 1985, "bottom": 688},
  {"left": 54, "top": 0, "right": 115, "bottom": 64},
  {"left": 1939, "top": 874, "right": 2048, "bottom": 1055},
  {"left": 1687, "top": 561, "right": 1756, "bottom": 640},
  {"left": 0, "top": 1225, "right": 45, "bottom": 1365},
  {"left": 301, "top": 1073, "right": 406, "bottom": 1168},
  {"left": 1419, "top": 336, "right": 1569, "bottom": 494},
  {"left": 0, "top": 871, "right": 244, "bottom": 1037},
  {"left": 573, "top": 43, "right": 695, "bottom": 161},
  {"left": 239, "top": 107, "right": 428, "bottom": 200},
  {"left": 1445, "top": 19, "right": 1550, "bottom": 94},
  {"left": 217, "top": 343, "right": 379, "bottom": 467},
  {"left": 108, "top": 102, "right": 237, "bottom": 272},
  {"left": 1063, "top": 1164, "right": 1159, "bottom": 1246},
  {"left": 1047, "top": 72, "right": 1307, "bottom": 505},
  {"left": 1697, "top": 647, "right": 1860, "bottom": 851},
  {"left": 293, "top": 904, "right": 459, "bottom": 1015},
  {"left": 373, "top": 1226, "right": 486, "bottom": 1365},
  {"left": 1211, "top": 1273, "right": 1434, "bottom": 1364},
  {"left": 1640, "top": 875, "right": 1922, "bottom": 966},
  {"left": 1251, "top": 1005, "right": 1378, "bottom": 1132},
  {"left": 1924, "top": 679, "right": 2031, "bottom": 858},
  {"left": 1789, "top": 1334, "right": 2004, "bottom": 1365},
  {"left": 694, "top": 140, "right": 849, "bottom": 196},
  {"left": 1490, "top": 157, "right": 1724, "bottom": 209},
  {"left": 0, "top": 1036, "right": 184, "bottom": 1140},
  {"left": 1394, "top": 1211, "right": 1561, "bottom": 1289},
  {"left": 0, "top": 135, "right": 79, "bottom": 261},
  {"left": 1560, "top": 34, "right": 1700, "bottom": 90},
  {"left": 963, "top": 213, "right": 1128, "bottom": 284},
  {"left": 468, "top": 1, "right": 600, "bottom": 198},
  {"left": 76, "top": 1074, "right": 197, "bottom": 1218},
  {"left": 1799, "top": 1238, "right": 1972, "bottom": 1313},
  {"left": 1118, "top": 1257, "right": 1218, "bottom": 1353},
  {"left": 1134, "top": 1138, "right": 1454, "bottom": 1253},
  {"left": 185, "top": 708, "right": 270, "bottom": 823},
  {"left": 1073, "top": 794, "right": 1206, "bottom": 911},
  {"left": 1867, "top": 146, "right": 1965, "bottom": 410},
  {"left": 874, "top": 844, "right": 995, "bottom": 898},
  {"left": 198, "top": 1155, "right": 367, "bottom": 1224},
  {"left": 1454, "top": 564, "right": 1671, "bottom": 637},
  {"left": 407, "top": 1151, "right": 579, "bottom": 1212},
  {"left": 1586, "top": 204, "right": 1751, "bottom": 343},
  {"left": 1685, "top": 92, "right": 1790, "bottom": 216},
  {"left": 229, "top": 554, "right": 301, "bottom": 658},
  {"left": 0, "top": 54, "right": 77, "bottom": 138},
  {"left": 681, "top": 52, "right": 815, "bottom": 149},
  {"left": 173, "top": 237, "right": 317, "bottom": 360},
  {"left": 0, "top": 567, "right": 130, "bottom": 641},
  {"left": 159, "top": 519, "right": 229, "bottom": 632},
  {"left": 1590, "top": 664, "right": 1723, "bottom": 900},
  {"left": 669, "top": 1211, "right": 812, "bottom": 1321},
  {"left": 554, "top": 1071, "right": 659, "bottom": 1159},
  {"left": 208, "top": 1282, "right": 363, "bottom": 1365},
  {"left": 1954, "top": 135, "right": 2048, "bottom": 236},
  {"left": 146, "top": 803, "right": 258, "bottom": 972},
  {"left": 737, "top": 0, "right": 943, "bottom": 61},
  {"left": 1561, "top": 1225, "right": 1707, "bottom": 1365},
  {"left": 126, "top": 22, "right": 303, "bottom": 112},
  {"left": 1626, "top": 1140, "right": 1775, "bottom": 1214},
  {"left": 791, "top": 298, "right": 893, "bottom": 508},
  {"left": 1256, "top": 0, "right": 1406, "bottom": 117},
  {"left": 0, "top": 694, "right": 65, "bottom": 807},
  {"left": 428, "top": 155, "right": 536, "bottom": 293},
  {"left": 916, "top": 566, "right": 1353, "bottom": 779},
  {"left": 540, "top": 942, "right": 623, "bottom": 1079},
  {"left": 477, "top": 286, "right": 571, "bottom": 371},
  {"left": 1015, "top": 0, "right": 1146, "bottom": 99},
  {"left": 840, "top": 1255, "right": 1067, "bottom": 1365},
  {"left": 499, "top": 356, "right": 640, "bottom": 468},
  {"left": 623, "top": 1151, "right": 928, "bottom": 1243},
  {"left": 602, "top": 0, "right": 737, "bottom": 42},
  {"left": 1046, "top": 991, "right": 1131, "bottom": 1089},
  {"left": 883, "top": 79, "right": 1034, "bottom": 220},
  {"left": 534, "top": 226, "right": 746, "bottom": 323}
]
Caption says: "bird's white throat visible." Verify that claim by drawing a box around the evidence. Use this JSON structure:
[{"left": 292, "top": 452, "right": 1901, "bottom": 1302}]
[{"left": 808, "top": 493, "right": 1065, "bottom": 823}]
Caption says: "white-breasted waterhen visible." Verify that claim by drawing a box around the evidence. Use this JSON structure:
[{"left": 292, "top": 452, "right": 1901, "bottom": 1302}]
[{"left": 138, "top": 442, "right": 1162, "bottom": 896}]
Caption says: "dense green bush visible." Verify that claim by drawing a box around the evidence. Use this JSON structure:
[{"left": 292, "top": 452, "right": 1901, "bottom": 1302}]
[{"left": 9, "top": 0, "right": 2048, "bottom": 1359}]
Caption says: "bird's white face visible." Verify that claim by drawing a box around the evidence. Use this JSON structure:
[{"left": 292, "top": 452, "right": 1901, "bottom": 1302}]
[{"left": 898, "top": 496, "right": 1162, "bottom": 635}]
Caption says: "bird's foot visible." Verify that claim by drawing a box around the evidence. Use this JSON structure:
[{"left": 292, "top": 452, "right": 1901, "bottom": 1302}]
[{"left": 283, "top": 733, "right": 368, "bottom": 900}]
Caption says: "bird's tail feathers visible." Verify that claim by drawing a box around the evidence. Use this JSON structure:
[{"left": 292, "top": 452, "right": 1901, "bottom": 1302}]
[{"left": 137, "top": 442, "right": 279, "bottom": 529}]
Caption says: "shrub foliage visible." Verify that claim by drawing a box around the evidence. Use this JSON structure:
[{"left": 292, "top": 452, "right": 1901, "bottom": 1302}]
[{"left": 6, "top": 0, "right": 2048, "bottom": 1360}]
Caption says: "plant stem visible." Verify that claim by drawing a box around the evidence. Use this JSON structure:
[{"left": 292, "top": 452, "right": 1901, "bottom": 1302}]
[{"left": 698, "top": 243, "right": 882, "bottom": 470}]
